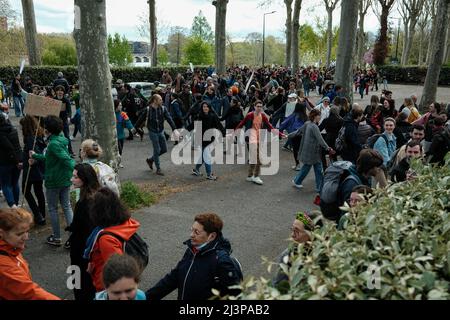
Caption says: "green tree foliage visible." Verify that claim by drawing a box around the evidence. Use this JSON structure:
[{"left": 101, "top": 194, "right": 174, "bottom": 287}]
[
  {"left": 158, "top": 46, "right": 170, "bottom": 66},
  {"left": 183, "top": 36, "right": 213, "bottom": 65},
  {"left": 191, "top": 10, "right": 214, "bottom": 44},
  {"left": 42, "top": 37, "right": 77, "bottom": 66},
  {"left": 167, "top": 27, "right": 189, "bottom": 64},
  {"left": 237, "top": 157, "right": 450, "bottom": 300},
  {"left": 107, "top": 33, "right": 133, "bottom": 66}
]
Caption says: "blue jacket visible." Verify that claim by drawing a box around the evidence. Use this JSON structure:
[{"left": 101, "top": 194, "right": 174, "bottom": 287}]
[
  {"left": 115, "top": 111, "right": 134, "bottom": 140},
  {"left": 279, "top": 114, "right": 305, "bottom": 134},
  {"left": 373, "top": 132, "right": 397, "bottom": 166},
  {"left": 202, "top": 93, "right": 223, "bottom": 116},
  {"left": 145, "top": 236, "right": 241, "bottom": 300},
  {"left": 95, "top": 289, "right": 146, "bottom": 300}
]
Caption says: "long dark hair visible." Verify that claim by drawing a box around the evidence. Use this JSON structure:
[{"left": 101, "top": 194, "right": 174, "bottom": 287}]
[
  {"left": 20, "top": 115, "right": 44, "bottom": 138},
  {"left": 295, "top": 103, "right": 308, "bottom": 122},
  {"left": 90, "top": 188, "right": 130, "bottom": 228},
  {"left": 74, "top": 163, "right": 100, "bottom": 201}
]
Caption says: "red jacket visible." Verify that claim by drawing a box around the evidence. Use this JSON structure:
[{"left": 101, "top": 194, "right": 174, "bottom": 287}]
[
  {"left": 235, "top": 112, "right": 282, "bottom": 138},
  {"left": 0, "top": 240, "right": 60, "bottom": 300},
  {"left": 88, "top": 218, "right": 140, "bottom": 291}
]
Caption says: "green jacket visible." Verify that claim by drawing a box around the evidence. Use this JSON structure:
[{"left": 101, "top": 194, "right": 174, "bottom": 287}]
[{"left": 32, "top": 133, "right": 75, "bottom": 189}]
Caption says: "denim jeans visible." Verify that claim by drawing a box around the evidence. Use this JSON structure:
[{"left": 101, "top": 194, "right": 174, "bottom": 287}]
[
  {"left": 293, "top": 162, "right": 324, "bottom": 193},
  {"left": 62, "top": 120, "right": 74, "bottom": 154},
  {"left": 46, "top": 186, "right": 73, "bottom": 239},
  {"left": 149, "top": 131, "right": 167, "bottom": 170},
  {"left": 0, "top": 165, "right": 20, "bottom": 207},
  {"left": 13, "top": 96, "right": 24, "bottom": 117},
  {"left": 195, "top": 145, "right": 212, "bottom": 176}
]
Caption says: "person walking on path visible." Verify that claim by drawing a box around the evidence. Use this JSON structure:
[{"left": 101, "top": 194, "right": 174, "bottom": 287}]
[
  {"left": 67, "top": 163, "right": 100, "bottom": 300},
  {"left": 235, "top": 100, "right": 285, "bottom": 186},
  {"left": 292, "top": 109, "right": 335, "bottom": 203},
  {"left": 19, "top": 115, "right": 46, "bottom": 225},
  {"left": 30, "top": 116, "right": 74, "bottom": 247},
  {"left": 145, "top": 94, "right": 179, "bottom": 176}
]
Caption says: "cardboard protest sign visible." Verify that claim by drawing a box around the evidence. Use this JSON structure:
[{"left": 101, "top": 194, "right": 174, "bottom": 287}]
[{"left": 25, "top": 94, "right": 62, "bottom": 117}]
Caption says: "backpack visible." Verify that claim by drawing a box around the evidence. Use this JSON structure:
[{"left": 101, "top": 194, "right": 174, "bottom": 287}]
[
  {"left": 91, "top": 161, "right": 120, "bottom": 196},
  {"left": 215, "top": 249, "right": 243, "bottom": 282},
  {"left": 335, "top": 127, "right": 347, "bottom": 153},
  {"left": 100, "top": 231, "right": 149, "bottom": 269},
  {"left": 319, "top": 161, "right": 361, "bottom": 220},
  {"left": 365, "top": 133, "right": 388, "bottom": 149},
  {"left": 386, "top": 148, "right": 401, "bottom": 175}
]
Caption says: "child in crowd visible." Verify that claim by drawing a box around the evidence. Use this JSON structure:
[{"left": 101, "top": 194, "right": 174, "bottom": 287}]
[{"left": 95, "top": 254, "right": 146, "bottom": 300}]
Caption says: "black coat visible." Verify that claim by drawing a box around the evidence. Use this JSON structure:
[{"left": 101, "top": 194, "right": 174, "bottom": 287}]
[
  {"left": 319, "top": 113, "right": 343, "bottom": 149},
  {"left": 196, "top": 111, "right": 225, "bottom": 149},
  {"left": 221, "top": 105, "right": 244, "bottom": 129},
  {"left": 341, "top": 116, "right": 362, "bottom": 164},
  {"left": 146, "top": 236, "right": 241, "bottom": 300},
  {"left": 22, "top": 135, "right": 46, "bottom": 183},
  {"left": 0, "top": 123, "right": 22, "bottom": 165}
]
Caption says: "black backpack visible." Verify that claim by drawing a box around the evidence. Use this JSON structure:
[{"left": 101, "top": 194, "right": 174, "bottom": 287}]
[
  {"left": 99, "top": 232, "right": 149, "bottom": 269},
  {"left": 365, "top": 133, "right": 388, "bottom": 149}
]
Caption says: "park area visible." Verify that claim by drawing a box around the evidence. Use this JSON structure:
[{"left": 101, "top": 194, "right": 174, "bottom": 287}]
[{"left": 0, "top": 0, "right": 450, "bottom": 304}]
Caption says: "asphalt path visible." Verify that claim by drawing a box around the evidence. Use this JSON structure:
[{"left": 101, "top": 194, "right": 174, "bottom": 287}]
[{"left": 2, "top": 84, "right": 449, "bottom": 300}]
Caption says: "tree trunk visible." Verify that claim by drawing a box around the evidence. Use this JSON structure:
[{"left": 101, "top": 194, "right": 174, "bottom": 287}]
[
  {"left": 401, "top": 20, "right": 410, "bottom": 65},
  {"left": 420, "top": 0, "right": 450, "bottom": 111},
  {"left": 285, "top": 0, "right": 293, "bottom": 67},
  {"left": 426, "top": 3, "right": 438, "bottom": 65},
  {"left": 335, "top": 0, "right": 359, "bottom": 104},
  {"left": 74, "top": 0, "right": 119, "bottom": 171},
  {"left": 291, "top": 0, "right": 302, "bottom": 72},
  {"left": 213, "top": 0, "right": 228, "bottom": 74},
  {"left": 21, "top": 0, "right": 41, "bottom": 65},
  {"left": 149, "top": 0, "right": 157, "bottom": 67},
  {"left": 443, "top": 14, "right": 450, "bottom": 63},
  {"left": 418, "top": 27, "right": 425, "bottom": 65},
  {"left": 357, "top": 9, "right": 366, "bottom": 67},
  {"left": 326, "top": 9, "right": 333, "bottom": 68}
]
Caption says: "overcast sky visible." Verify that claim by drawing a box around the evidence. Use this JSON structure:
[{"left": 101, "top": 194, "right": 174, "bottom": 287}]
[{"left": 10, "top": 0, "right": 388, "bottom": 42}]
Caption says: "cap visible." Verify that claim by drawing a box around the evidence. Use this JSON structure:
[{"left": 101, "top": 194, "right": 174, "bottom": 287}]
[
  {"left": 116, "top": 79, "right": 123, "bottom": 85},
  {"left": 322, "top": 96, "right": 330, "bottom": 102},
  {"left": 57, "top": 72, "right": 63, "bottom": 78}
]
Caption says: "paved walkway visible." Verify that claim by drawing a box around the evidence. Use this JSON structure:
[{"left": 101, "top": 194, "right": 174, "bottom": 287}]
[{"left": 1, "top": 84, "right": 449, "bottom": 299}]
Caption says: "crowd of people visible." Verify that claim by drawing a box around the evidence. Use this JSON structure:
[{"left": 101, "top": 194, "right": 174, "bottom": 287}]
[{"left": 1, "top": 65, "right": 450, "bottom": 300}]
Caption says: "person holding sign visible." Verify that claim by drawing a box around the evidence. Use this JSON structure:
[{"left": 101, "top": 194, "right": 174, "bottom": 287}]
[{"left": 30, "top": 116, "right": 75, "bottom": 247}]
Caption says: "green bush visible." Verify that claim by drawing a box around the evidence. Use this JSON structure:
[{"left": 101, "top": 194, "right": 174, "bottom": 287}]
[
  {"left": 378, "top": 65, "right": 450, "bottom": 86},
  {"left": 0, "top": 66, "right": 208, "bottom": 87},
  {"left": 120, "top": 181, "right": 155, "bottom": 210},
  {"left": 239, "top": 157, "right": 450, "bottom": 300}
]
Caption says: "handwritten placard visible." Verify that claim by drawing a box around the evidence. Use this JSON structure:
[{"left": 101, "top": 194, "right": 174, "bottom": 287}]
[{"left": 25, "top": 94, "right": 62, "bottom": 117}]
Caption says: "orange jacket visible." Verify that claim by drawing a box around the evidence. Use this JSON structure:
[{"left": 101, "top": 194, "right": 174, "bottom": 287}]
[
  {"left": 88, "top": 218, "right": 140, "bottom": 291},
  {"left": 0, "top": 240, "right": 60, "bottom": 300}
]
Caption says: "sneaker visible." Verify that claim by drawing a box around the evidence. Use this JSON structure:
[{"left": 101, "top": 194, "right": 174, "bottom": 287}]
[
  {"left": 156, "top": 169, "right": 165, "bottom": 176},
  {"left": 64, "top": 240, "right": 71, "bottom": 250},
  {"left": 246, "top": 176, "right": 254, "bottom": 182},
  {"left": 252, "top": 176, "right": 264, "bottom": 185},
  {"left": 292, "top": 180, "right": 303, "bottom": 189},
  {"left": 206, "top": 175, "right": 217, "bottom": 181},
  {"left": 46, "top": 235, "right": 62, "bottom": 247},
  {"left": 146, "top": 158, "right": 154, "bottom": 171},
  {"left": 314, "top": 195, "right": 321, "bottom": 206},
  {"left": 192, "top": 169, "right": 201, "bottom": 176}
]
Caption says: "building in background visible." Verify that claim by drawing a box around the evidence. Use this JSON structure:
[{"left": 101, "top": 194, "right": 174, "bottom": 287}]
[
  {"left": 0, "top": 17, "right": 8, "bottom": 31},
  {"left": 130, "top": 41, "right": 151, "bottom": 67}
]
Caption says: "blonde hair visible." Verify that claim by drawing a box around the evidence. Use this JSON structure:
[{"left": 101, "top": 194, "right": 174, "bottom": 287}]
[
  {"left": 0, "top": 208, "right": 33, "bottom": 232},
  {"left": 80, "top": 139, "right": 103, "bottom": 160}
]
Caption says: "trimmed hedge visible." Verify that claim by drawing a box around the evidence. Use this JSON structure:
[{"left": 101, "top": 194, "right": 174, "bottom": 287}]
[
  {"left": 0, "top": 65, "right": 207, "bottom": 86},
  {"left": 378, "top": 65, "right": 450, "bottom": 86}
]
